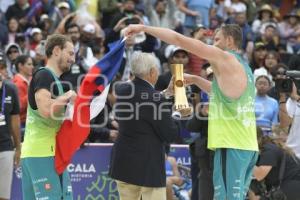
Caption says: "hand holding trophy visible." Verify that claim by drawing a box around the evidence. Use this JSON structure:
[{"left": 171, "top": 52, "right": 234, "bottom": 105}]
[{"left": 171, "top": 64, "right": 193, "bottom": 119}]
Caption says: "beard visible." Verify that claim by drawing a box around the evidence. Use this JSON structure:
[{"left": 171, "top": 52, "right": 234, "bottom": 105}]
[{"left": 58, "top": 56, "right": 71, "bottom": 73}]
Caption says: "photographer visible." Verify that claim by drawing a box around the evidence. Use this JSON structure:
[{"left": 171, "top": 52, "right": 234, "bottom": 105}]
[
  {"left": 278, "top": 80, "right": 300, "bottom": 158},
  {"left": 268, "top": 64, "right": 289, "bottom": 101},
  {"left": 270, "top": 64, "right": 300, "bottom": 146},
  {"left": 251, "top": 128, "right": 300, "bottom": 200}
]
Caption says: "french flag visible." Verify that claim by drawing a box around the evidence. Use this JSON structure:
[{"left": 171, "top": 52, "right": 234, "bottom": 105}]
[{"left": 55, "top": 39, "right": 125, "bottom": 174}]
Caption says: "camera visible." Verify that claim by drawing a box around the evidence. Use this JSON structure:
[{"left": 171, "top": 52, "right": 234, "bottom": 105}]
[
  {"left": 124, "top": 17, "right": 140, "bottom": 25},
  {"left": 274, "top": 70, "right": 300, "bottom": 95},
  {"left": 275, "top": 78, "right": 293, "bottom": 93},
  {"left": 250, "top": 180, "right": 287, "bottom": 200}
]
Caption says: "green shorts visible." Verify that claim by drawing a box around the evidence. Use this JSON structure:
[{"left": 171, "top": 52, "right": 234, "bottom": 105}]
[
  {"left": 213, "top": 148, "right": 258, "bottom": 200},
  {"left": 21, "top": 156, "right": 73, "bottom": 200}
]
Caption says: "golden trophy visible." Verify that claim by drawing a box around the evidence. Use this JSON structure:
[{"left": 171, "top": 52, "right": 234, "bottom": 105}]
[{"left": 171, "top": 64, "right": 193, "bottom": 118}]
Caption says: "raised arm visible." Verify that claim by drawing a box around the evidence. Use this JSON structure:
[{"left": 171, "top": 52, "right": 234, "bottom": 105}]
[
  {"left": 125, "top": 25, "right": 248, "bottom": 99},
  {"left": 124, "top": 24, "right": 229, "bottom": 66},
  {"left": 125, "top": 25, "right": 236, "bottom": 94}
]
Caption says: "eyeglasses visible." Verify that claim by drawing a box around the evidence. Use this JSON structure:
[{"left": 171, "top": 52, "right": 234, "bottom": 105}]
[{"left": 8, "top": 50, "right": 18, "bottom": 54}]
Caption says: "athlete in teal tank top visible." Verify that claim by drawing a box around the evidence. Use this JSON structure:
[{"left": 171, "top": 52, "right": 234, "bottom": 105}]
[
  {"left": 208, "top": 50, "right": 258, "bottom": 151},
  {"left": 123, "top": 23, "right": 259, "bottom": 200},
  {"left": 21, "top": 34, "right": 76, "bottom": 200}
]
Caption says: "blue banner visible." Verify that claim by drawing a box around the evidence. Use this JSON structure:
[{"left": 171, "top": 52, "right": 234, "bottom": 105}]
[{"left": 12, "top": 144, "right": 190, "bottom": 199}]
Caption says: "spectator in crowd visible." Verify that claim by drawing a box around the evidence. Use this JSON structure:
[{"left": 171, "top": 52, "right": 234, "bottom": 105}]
[
  {"left": 155, "top": 45, "right": 198, "bottom": 144},
  {"left": 107, "top": 14, "right": 146, "bottom": 44},
  {"left": 0, "top": 55, "right": 8, "bottom": 80},
  {"left": 255, "top": 24, "right": 279, "bottom": 51},
  {"left": 278, "top": 10, "right": 300, "bottom": 53},
  {"left": 254, "top": 75, "right": 279, "bottom": 136},
  {"left": 55, "top": 11, "right": 104, "bottom": 38},
  {"left": 5, "top": 0, "right": 30, "bottom": 31},
  {"left": 228, "top": 11, "right": 253, "bottom": 51},
  {"left": 0, "top": 0, "right": 14, "bottom": 13},
  {"left": 30, "top": 27, "right": 42, "bottom": 51},
  {"left": 242, "top": 0, "right": 257, "bottom": 24},
  {"left": 178, "top": 0, "right": 214, "bottom": 33},
  {"left": 57, "top": 2, "right": 71, "bottom": 20},
  {"left": 224, "top": 0, "right": 247, "bottom": 20},
  {"left": 0, "top": 73, "right": 21, "bottom": 200},
  {"left": 288, "top": 50, "right": 300, "bottom": 71},
  {"left": 5, "top": 43, "right": 22, "bottom": 78},
  {"left": 214, "top": 0, "right": 227, "bottom": 22},
  {"left": 21, "top": 34, "right": 76, "bottom": 200},
  {"left": 251, "top": 127, "right": 300, "bottom": 200},
  {"left": 124, "top": 23, "right": 259, "bottom": 200},
  {"left": 252, "top": 4, "right": 277, "bottom": 35},
  {"left": 39, "top": 14, "right": 54, "bottom": 37},
  {"left": 98, "top": 0, "right": 122, "bottom": 31},
  {"left": 0, "top": 11, "right": 8, "bottom": 47},
  {"left": 254, "top": 50, "right": 280, "bottom": 82},
  {"left": 89, "top": 83, "right": 119, "bottom": 143},
  {"left": 80, "top": 23, "right": 105, "bottom": 65},
  {"left": 165, "top": 153, "right": 191, "bottom": 200},
  {"left": 66, "top": 23, "right": 81, "bottom": 54},
  {"left": 187, "top": 24, "right": 208, "bottom": 76},
  {"left": 156, "top": 46, "right": 189, "bottom": 91},
  {"left": 34, "top": 40, "right": 47, "bottom": 69},
  {"left": 250, "top": 42, "right": 267, "bottom": 71},
  {"left": 26, "top": 0, "right": 61, "bottom": 31},
  {"left": 12, "top": 55, "right": 34, "bottom": 139},
  {"left": 109, "top": 0, "right": 138, "bottom": 29},
  {"left": 7, "top": 17, "right": 20, "bottom": 44},
  {"left": 264, "top": 50, "right": 280, "bottom": 75},
  {"left": 15, "top": 33, "right": 31, "bottom": 56},
  {"left": 109, "top": 52, "right": 178, "bottom": 200},
  {"left": 61, "top": 23, "right": 95, "bottom": 91},
  {"left": 80, "top": 23, "right": 97, "bottom": 48},
  {"left": 107, "top": 16, "right": 157, "bottom": 81},
  {"left": 145, "top": 0, "right": 177, "bottom": 30}
]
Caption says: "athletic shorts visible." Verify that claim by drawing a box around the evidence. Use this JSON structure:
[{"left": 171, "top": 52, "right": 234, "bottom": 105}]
[
  {"left": 21, "top": 156, "right": 73, "bottom": 200},
  {"left": 0, "top": 151, "right": 14, "bottom": 199},
  {"left": 213, "top": 148, "right": 258, "bottom": 200}
]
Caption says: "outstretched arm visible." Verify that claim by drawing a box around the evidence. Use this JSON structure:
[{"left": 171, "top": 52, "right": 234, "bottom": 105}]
[
  {"left": 125, "top": 25, "right": 247, "bottom": 99},
  {"left": 124, "top": 24, "right": 229, "bottom": 63}
]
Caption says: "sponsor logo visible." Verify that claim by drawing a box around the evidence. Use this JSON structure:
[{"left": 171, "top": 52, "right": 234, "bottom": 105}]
[
  {"left": 5, "top": 96, "right": 12, "bottom": 103},
  {"left": 33, "top": 178, "right": 47, "bottom": 184},
  {"left": 67, "top": 163, "right": 96, "bottom": 173},
  {"left": 44, "top": 183, "right": 51, "bottom": 190}
]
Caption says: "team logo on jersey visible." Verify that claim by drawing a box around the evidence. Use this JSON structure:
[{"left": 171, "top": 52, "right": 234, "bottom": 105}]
[{"left": 44, "top": 183, "right": 51, "bottom": 190}]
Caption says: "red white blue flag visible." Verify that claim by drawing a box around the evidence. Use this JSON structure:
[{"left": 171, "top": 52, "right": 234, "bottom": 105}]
[{"left": 55, "top": 39, "right": 125, "bottom": 174}]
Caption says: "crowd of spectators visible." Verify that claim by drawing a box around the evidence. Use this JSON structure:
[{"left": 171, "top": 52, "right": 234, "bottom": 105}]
[{"left": 1, "top": 0, "right": 300, "bottom": 200}]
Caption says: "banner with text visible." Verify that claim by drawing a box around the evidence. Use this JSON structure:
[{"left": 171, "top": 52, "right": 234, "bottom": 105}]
[{"left": 11, "top": 144, "right": 190, "bottom": 200}]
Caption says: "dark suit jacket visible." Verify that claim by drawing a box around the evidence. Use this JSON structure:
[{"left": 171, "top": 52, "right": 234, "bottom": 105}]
[{"left": 109, "top": 77, "right": 178, "bottom": 187}]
